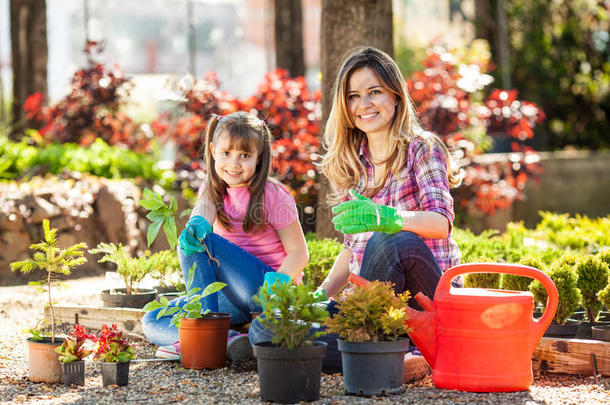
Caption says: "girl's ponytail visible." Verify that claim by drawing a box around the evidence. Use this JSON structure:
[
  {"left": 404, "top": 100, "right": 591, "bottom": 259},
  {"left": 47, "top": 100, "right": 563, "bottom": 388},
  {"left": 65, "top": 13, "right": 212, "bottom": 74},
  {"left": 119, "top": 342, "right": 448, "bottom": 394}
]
[{"left": 202, "top": 115, "right": 221, "bottom": 169}]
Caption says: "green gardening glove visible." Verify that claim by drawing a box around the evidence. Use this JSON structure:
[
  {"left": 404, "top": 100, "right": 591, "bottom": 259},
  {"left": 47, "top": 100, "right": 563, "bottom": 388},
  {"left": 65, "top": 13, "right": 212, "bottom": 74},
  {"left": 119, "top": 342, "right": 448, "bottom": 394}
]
[{"left": 332, "top": 190, "right": 404, "bottom": 234}]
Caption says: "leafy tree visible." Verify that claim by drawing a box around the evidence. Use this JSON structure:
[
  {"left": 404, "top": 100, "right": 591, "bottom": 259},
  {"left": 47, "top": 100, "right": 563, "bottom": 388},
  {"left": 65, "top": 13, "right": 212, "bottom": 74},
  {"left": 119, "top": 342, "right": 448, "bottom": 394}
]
[{"left": 506, "top": 0, "right": 610, "bottom": 149}]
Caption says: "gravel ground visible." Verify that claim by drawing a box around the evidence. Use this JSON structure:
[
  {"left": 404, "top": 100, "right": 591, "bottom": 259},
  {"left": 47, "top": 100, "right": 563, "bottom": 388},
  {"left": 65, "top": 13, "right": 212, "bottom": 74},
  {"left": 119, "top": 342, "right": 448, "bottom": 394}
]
[{"left": 1, "top": 276, "right": 609, "bottom": 405}]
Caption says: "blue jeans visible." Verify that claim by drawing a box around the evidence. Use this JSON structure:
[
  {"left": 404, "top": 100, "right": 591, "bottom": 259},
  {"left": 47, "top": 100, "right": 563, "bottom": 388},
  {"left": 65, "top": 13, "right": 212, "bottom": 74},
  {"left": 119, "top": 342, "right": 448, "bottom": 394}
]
[
  {"left": 248, "top": 231, "right": 445, "bottom": 372},
  {"left": 142, "top": 232, "right": 275, "bottom": 346}
]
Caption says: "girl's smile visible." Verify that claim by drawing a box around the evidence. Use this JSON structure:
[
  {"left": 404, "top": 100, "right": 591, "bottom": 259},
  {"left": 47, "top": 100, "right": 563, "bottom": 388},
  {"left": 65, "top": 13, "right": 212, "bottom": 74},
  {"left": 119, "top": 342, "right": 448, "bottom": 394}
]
[{"left": 210, "top": 132, "right": 260, "bottom": 188}]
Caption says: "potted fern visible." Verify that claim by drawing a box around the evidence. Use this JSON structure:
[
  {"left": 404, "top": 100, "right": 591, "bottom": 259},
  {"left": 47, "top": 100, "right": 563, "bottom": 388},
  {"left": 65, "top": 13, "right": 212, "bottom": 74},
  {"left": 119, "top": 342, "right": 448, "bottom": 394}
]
[
  {"left": 89, "top": 242, "right": 157, "bottom": 308},
  {"left": 10, "top": 219, "right": 88, "bottom": 383},
  {"left": 325, "top": 280, "right": 411, "bottom": 396},
  {"left": 253, "top": 281, "right": 329, "bottom": 403}
]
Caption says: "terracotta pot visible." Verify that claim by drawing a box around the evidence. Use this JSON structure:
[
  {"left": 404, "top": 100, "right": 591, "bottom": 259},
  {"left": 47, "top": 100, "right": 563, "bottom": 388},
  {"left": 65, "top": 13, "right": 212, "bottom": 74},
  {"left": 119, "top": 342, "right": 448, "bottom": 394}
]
[
  {"left": 27, "top": 337, "right": 65, "bottom": 383},
  {"left": 101, "top": 288, "right": 157, "bottom": 309},
  {"left": 178, "top": 313, "right": 231, "bottom": 369}
]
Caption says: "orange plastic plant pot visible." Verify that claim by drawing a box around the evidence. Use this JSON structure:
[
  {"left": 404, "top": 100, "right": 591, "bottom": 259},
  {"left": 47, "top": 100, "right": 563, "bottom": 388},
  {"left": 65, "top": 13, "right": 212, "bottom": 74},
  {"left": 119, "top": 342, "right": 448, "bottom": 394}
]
[{"left": 178, "top": 314, "right": 231, "bottom": 369}]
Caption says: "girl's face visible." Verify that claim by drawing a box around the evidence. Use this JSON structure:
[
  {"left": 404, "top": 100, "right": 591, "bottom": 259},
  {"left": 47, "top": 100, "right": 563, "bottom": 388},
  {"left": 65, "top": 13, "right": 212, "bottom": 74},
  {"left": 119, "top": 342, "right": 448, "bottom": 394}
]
[
  {"left": 346, "top": 66, "right": 397, "bottom": 138},
  {"left": 209, "top": 131, "right": 260, "bottom": 188}
]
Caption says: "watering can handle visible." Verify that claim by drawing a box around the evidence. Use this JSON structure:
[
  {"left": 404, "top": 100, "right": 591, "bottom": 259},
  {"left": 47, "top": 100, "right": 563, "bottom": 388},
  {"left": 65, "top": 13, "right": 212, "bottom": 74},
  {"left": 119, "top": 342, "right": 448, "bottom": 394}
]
[{"left": 437, "top": 263, "right": 559, "bottom": 341}]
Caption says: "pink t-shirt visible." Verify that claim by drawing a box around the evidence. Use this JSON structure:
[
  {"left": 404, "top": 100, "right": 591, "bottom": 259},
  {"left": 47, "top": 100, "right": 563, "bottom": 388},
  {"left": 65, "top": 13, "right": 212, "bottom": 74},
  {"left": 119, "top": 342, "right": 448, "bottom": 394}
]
[{"left": 212, "top": 181, "right": 298, "bottom": 271}]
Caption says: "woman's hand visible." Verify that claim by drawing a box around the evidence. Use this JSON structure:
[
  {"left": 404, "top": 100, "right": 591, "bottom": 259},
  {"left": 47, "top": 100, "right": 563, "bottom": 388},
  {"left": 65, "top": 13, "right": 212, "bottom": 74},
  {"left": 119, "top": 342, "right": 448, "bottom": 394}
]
[{"left": 332, "top": 190, "right": 404, "bottom": 234}]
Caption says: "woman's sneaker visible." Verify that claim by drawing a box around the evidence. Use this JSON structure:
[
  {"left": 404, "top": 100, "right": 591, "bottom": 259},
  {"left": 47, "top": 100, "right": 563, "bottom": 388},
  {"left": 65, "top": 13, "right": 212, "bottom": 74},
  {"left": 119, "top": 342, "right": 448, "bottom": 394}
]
[
  {"left": 155, "top": 341, "right": 180, "bottom": 360},
  {"left": 226, "top": 333, "right": 253, "bottom": 362},
  {"left": 403, "top": 347, "right": 431, "bottom": 383}
]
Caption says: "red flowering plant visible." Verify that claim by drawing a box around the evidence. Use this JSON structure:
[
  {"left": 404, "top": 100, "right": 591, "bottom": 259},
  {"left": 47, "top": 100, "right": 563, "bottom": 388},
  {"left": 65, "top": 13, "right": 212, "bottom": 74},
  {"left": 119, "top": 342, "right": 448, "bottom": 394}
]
[
  {"left": 23, "top": 41, "right": 151, "bottom": 153},
  {"left": 406, "top": 41, "right": 545, "bottom": 217},
  {"left": 93, "top": 324, "right": 136, "bottom": 363},
  {"left": 55, "top": 324, "right": 95, "bottom": 363}
]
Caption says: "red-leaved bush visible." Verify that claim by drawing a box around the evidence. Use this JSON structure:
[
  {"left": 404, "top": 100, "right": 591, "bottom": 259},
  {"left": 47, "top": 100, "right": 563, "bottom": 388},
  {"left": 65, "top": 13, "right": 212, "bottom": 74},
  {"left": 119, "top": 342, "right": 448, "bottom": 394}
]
[
  {"left": 23, "top": 41, "right": 151, "bottom": 153},
  {"left": 407, "top": 42, "right": 545, "bottom": 216}
]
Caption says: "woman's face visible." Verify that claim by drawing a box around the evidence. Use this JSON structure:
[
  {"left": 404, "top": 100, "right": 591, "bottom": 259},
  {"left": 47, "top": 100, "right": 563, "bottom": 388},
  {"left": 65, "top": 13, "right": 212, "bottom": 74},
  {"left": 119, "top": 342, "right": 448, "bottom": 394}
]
[{"left": 346, "top": 67, "right": 397, "bottom": 138}]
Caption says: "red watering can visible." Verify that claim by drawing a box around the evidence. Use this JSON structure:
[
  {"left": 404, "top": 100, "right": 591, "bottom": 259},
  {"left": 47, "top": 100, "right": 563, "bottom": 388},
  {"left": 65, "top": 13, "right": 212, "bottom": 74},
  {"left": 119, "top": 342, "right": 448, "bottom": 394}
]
[{"left": 349, "top": 263, "right": 558, "bottom": 392}]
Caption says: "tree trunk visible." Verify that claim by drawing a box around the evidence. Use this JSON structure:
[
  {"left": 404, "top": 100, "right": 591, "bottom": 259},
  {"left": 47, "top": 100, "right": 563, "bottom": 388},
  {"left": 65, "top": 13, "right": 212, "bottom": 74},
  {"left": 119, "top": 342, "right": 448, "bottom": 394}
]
[
  {"left": 316, "top": 0, "right": 393, "bottom": 238},
  {"left": 274, "top": 0, "right": 304, "bottom": 78},
  {"left": 10, "top": 0, "right": 48, "bottom": 139}
]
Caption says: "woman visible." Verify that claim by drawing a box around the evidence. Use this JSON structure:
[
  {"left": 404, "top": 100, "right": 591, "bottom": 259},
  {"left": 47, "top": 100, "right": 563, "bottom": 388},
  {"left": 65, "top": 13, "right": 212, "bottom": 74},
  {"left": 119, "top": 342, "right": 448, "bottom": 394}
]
[{"left": 250, "top": 47, "right": 462, "bottom": 382}]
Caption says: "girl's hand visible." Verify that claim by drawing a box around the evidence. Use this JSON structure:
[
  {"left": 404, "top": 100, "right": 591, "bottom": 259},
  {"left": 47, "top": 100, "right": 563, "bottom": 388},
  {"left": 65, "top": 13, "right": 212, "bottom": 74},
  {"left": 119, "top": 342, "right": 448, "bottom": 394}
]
[
  {"left": 332, "top": 190, "right": 404, "bottom": 234},
  {"left": 179, "top": 215, "right": 212, "bottom": 255}
]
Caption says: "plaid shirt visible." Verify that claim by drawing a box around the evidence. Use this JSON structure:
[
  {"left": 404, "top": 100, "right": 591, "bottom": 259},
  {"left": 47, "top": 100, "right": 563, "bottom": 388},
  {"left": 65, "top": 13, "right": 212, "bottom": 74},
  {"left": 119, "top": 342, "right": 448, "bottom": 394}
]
[{"left": 343, "top": 133, "right": 461, "bottom": 275}]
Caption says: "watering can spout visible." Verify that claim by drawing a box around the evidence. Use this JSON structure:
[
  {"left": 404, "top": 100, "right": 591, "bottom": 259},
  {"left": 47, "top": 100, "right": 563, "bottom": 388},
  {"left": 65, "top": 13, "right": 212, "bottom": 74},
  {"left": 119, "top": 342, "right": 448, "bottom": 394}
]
[{"left": 405, "top": 293, "right": 436, "bottom": 368}]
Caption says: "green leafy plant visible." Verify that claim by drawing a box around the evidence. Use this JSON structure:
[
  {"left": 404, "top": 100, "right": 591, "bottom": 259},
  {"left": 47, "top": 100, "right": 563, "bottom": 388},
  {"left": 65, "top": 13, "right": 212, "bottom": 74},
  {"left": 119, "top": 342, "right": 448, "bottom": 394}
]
[
  {"left": 0, "top": 135, "right": 172, "bottom": 185},
  {"left": 89, "top": 243, "right": 148, "bottom": 295},
  {"left": 93, "top": 324, "right": 136, "bottom": 363},
  {"left": 325, "top": 280, "right": 410, "bottom": 342},
  {"left": 143, "top": 263, "right": 226, "bottom": 328},
  {"left": 501, "top": 256, "right": 546, "bottom": 291},
  {"left": 146, "top": 249, "right": 180, "bottom": 288},
  {"left": 530, "top": 259, "right": 582, "bottom": 324},
  {"left": 463, "top": 257, "right": 502, "bottom": 289},
  {"left": 576, "top": 255, "right": 609, "bottom": 322},
  {"left": 10, "top": 219, "right": 87, "bottom": 343},
  {"left": 256, "top": 281, "right": 329, "bottom": 349},
  {"left": 138, "top": 188, "right": 190, "bottom": 249},
  {"left": 22, "top": 319, "right": 50, "bottom": 342},
  {"left": 55, "top": 325, "right": 95, "bottom": 363},
  {"left": 302, "top": 233, "right": 342, "bottom": 287}
]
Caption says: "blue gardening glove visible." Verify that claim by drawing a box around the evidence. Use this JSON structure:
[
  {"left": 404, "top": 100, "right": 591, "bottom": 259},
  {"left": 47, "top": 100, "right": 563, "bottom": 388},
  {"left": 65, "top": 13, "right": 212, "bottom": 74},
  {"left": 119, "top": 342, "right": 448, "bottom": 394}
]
[
  {"left": 332, "top": 190, "right": 404, "bottom": 234},
  {"left": 263, "top": 272, "right": 291, "bottom": 294},
  {"left": 259, "top": 272, "right": 291, "bottom": 310},
  {"left": 179, "top": 215, "right": 212, "bottom": 255}
]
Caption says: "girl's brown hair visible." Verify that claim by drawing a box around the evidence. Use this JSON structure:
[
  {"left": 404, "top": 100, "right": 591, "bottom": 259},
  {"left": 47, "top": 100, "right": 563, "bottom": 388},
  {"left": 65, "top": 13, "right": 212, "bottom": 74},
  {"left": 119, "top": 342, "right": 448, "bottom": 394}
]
[
  {"left": 203, "top": 111, "right": 272, "bottom": 233},
  {"left": 320, "top": 46, "right": 462, "bottom": 203}
]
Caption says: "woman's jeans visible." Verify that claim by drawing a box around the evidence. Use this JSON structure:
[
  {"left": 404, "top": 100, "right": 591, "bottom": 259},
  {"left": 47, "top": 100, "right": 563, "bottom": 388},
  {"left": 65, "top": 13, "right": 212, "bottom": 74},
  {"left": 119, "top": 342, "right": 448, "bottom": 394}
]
[
  {"left": 248, "top": 231, "right": 444, "bottom": 372},
  {"left": 142, "top": 232, "right": 275, "bottom": 346}
]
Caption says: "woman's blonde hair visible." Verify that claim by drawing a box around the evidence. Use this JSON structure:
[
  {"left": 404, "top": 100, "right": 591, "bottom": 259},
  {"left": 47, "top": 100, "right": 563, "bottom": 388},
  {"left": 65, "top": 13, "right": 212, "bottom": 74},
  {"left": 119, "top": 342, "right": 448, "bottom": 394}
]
[
  {"left": 320, "top": 47, "right": 462, "bottom": 203},
  {"left": 202, "top": 111, "right": 272, "bottom": 232}
]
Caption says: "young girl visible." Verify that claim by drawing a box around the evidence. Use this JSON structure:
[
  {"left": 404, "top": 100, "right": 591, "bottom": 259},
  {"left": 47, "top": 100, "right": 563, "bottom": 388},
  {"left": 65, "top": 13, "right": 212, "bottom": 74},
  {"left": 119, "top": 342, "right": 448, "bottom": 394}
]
[
  {"left": 142, "top": 111, "right": 309, "bottom": 357},
  {"left": 249, "top": 47, "right": 462, "bottom": 380}
]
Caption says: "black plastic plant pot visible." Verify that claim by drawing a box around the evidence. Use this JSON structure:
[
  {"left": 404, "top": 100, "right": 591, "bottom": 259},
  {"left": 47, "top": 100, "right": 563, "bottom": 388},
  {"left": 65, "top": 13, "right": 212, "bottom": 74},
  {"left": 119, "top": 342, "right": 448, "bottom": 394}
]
[
  {"left": 61, "top": 360, "right": 85, "bottom": 386},
  {"left": 544, "top": 319, "right": 581, "bottom": 338},
  {"left": 101, "top": 288, "right": 157, "bottom": 309},
  {"left": 253, "top": 341, "right": 326, "bottom": 403},
  {"left": 101, "top": 361, "right": 130, "bottom": 387},
  {"left": 592, "top": 325, "right": 610, "bottom": 342},
  {"left": 338, "top": 338, "right": 409, "bottom": 396}
]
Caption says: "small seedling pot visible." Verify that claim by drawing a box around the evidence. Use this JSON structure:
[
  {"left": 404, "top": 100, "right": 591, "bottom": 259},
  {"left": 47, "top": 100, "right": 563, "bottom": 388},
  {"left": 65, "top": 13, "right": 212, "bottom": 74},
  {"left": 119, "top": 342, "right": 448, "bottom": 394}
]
[
  {"left": 61, "top": 360, "right": 85, "bottom": 386},
  {"left": 100, "top": 361, "right": 130, "bottom": 387}
]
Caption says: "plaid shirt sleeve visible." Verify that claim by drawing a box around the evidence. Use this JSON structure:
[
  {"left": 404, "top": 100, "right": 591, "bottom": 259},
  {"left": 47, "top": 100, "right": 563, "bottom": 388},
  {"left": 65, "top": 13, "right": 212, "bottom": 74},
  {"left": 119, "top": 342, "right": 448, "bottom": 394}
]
[{"left": 409, "top": 137, "right": 455, "bottom": 234}]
